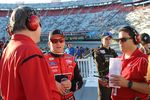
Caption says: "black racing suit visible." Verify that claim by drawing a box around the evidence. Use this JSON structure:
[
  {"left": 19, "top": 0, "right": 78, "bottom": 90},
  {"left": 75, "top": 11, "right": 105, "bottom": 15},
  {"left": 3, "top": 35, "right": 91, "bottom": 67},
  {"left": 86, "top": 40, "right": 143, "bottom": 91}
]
[{"left": 92, "top": 46, "right": 118, "bottom": 100}]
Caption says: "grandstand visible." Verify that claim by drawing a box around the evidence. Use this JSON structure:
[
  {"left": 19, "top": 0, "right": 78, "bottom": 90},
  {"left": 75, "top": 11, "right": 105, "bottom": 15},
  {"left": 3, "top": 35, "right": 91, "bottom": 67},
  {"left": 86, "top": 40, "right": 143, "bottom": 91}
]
[{"left": 0, "top": 0, "right": 149, "bottom": 48}]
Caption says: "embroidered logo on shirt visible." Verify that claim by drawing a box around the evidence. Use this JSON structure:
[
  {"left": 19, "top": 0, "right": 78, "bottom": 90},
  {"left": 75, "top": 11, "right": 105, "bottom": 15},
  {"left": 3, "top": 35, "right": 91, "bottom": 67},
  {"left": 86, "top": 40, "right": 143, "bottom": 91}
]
[
  {"left": 49, "top": 57, "right": 54, "bottom": 60},
  {"left": 52, "top": 69, "right": 58, "bottom": 72},
  {"left": 66, "top": 60, "right": 72, "bottom": 64},
  {"left": 68, "top": 66, "right": 73, "bottom": 68},
  {"left": 49, "top": 62, "right": 57, "bottom": 66},
  {"left": 100, "top": 50, "right": 105, "bottom": 54},
  {"left": 65, "top": 55, "right": 72, "bottom": 58}
]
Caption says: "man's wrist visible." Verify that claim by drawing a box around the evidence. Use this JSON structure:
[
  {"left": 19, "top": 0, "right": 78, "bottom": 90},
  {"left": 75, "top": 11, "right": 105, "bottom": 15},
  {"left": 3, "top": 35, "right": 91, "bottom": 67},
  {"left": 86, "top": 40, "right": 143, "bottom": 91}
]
[{"left": 0, "top": 96, "right": 2, "bottom": 100}]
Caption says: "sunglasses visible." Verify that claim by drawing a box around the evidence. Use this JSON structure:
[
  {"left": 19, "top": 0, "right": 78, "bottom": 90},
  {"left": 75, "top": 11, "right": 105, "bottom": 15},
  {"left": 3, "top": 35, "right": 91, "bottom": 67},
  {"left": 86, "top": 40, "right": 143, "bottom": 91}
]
[
  {"left": 116, "top": 37, "right": 132, "bottom": 42},
  {"left": 39, "top": 23, "right": 42, "bottom": 27},
  {"left": 50, "top": 38, "right": 65, "bottom": 44}
]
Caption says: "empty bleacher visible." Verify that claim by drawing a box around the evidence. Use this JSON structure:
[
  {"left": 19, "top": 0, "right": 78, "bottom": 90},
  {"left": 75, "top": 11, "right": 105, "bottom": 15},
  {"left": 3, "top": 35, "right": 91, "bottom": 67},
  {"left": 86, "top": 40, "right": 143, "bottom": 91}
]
[{"left": 0, "top": 1, "right": 149, "bottom": 41}]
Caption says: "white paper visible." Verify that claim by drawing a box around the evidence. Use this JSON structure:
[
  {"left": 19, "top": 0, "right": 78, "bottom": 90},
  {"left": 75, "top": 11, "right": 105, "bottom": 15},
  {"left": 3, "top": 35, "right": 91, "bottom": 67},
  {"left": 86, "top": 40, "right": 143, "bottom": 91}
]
[{"left": 109, "top": 58, "right": 121, "bottom": 88}]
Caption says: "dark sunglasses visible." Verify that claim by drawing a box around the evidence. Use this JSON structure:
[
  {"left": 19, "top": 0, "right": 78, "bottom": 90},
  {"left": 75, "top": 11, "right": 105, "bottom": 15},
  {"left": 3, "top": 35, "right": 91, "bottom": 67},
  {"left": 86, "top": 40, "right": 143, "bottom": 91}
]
[
  {"left": 116, "top": 37, "right": 132, "bottom": 42},
  {"left": 50, "top": 38, "right": 65, "bottom": 44},
  {"left": 39, "top": 23, "right": 42, "bottom": 27}
]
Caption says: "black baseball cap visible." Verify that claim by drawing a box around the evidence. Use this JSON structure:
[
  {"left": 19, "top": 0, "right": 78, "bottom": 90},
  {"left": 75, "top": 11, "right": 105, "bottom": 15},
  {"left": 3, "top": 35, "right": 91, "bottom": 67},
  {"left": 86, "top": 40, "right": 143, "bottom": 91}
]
[
  {"left": 48, "top": 29, "right": 64, "bottom": 40},
  {"left": 140, "top": 33, "right": 150, "bottom": 44}
]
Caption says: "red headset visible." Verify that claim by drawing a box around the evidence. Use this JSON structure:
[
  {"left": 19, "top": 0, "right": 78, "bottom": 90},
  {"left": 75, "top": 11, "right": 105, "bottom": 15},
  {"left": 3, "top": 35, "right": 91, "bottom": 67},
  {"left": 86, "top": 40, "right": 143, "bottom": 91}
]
[
  {"left": 134, "top": 34, "right": 141, "bottom": 44},
  {"left": 6, "top": 7, "right": 41, "bottom": 36},
  {"left": 26, "top": 14, "right": 40, "bottom": 31}
]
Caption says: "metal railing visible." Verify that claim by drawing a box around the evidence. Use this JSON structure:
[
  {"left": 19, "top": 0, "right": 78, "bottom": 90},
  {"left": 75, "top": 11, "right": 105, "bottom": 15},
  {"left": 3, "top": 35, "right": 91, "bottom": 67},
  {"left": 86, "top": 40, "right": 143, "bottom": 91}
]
[{"left": 76, "top": 57, "right": 98, "bottom": 80}]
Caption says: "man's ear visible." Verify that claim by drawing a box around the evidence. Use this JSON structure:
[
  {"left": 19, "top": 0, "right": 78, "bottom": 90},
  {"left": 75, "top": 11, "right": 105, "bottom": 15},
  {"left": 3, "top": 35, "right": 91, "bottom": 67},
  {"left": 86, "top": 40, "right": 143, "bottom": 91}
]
[{"left": 48, "top": 41, "right": 51, "bottom": 47}]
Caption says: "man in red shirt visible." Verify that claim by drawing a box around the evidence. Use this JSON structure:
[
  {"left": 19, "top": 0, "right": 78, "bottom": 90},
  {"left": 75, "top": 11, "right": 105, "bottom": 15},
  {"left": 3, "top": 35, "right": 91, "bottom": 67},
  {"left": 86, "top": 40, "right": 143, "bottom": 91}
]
[
  {"left": 44, "top": 29, "right": 83, "bottom": 100},
  {"left": 0, "top": 6, "right": 56, "bottom": 100},
  {"left": 0, "top": 40, "right": 4, "bottom": 58},
  {"left": 110, "top": 26, "right": 150, "bottom": 100},
  {"left": 147, "top": 57, "right": 150, "bottom": 83}
]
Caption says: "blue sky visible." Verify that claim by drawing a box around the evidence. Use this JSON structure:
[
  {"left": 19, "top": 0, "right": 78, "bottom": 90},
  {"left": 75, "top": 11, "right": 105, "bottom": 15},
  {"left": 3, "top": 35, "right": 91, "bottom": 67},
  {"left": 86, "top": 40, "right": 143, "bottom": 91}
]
[{"left": 0, "top": 0, "right": 71, "bottom": 3}]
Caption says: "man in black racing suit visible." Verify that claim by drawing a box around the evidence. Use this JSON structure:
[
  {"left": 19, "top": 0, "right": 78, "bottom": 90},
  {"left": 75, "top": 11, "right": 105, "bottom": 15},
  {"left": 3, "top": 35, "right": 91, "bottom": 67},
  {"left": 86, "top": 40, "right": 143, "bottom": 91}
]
[{"left": 92, "top": 32, "right": 118, "bottom": 100}]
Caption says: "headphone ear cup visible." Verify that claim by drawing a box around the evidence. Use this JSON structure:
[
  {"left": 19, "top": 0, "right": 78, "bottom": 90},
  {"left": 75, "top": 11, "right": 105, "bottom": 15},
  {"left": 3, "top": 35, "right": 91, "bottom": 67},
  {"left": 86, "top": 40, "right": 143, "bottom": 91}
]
[
  {"left": 135, "top": 34, "right": 141, "bottom": 44},
  {"left": 26, "top": 15, "right": 39, "bottom": 31}
]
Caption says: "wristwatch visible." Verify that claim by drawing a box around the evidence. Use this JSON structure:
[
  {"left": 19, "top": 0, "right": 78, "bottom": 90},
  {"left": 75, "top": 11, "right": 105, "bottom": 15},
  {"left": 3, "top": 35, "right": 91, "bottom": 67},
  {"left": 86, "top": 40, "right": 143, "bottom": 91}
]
[
  {"left": 0, "top": 96, "right": 2, "bottom": 100},
  {"left": 128, "top": 80, "right": 133, "bottom": 88}
]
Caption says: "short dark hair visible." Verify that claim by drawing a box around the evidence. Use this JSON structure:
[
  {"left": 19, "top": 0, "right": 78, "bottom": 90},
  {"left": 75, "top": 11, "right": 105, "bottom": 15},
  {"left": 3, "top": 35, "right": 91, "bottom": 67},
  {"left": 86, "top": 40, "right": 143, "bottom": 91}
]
[
  {"left": 9, "top": 6, "right": 38, "bottom": 33},
  {"left": 119, "top": 26, "right": 139, "bottom": 44},
  {"left": 48, "top": 29, "right": 64, "bottom": 40}
]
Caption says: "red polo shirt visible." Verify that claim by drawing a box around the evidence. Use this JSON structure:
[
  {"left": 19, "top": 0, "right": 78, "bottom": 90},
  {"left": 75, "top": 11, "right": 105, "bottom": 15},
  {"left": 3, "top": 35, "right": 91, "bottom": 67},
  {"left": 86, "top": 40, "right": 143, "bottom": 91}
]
[
  {"left": 112, "top": 49, "right": 149, "bottom": 100},
  {"left": 0, "top": 34, "right": 55, "bottom": 100}
]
